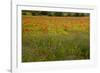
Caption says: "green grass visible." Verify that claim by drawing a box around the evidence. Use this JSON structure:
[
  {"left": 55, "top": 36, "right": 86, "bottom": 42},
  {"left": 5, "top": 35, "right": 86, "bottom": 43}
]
[
  {"left": 22, "top": 16, "right": 90, "bottom": 62},
  {"left": 22, "top": 31, "right": 89, "bottom": 62}
]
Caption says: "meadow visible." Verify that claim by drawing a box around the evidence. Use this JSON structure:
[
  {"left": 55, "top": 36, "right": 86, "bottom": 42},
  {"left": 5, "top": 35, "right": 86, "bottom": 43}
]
[{"left": 22, "top": 12, "right": 90, "bottom": 62}]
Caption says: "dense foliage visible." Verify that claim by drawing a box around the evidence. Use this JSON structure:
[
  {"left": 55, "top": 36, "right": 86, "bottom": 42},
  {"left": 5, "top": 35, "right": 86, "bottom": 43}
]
[{"left": 22, "top": 10, "right": 89, "bottom": 17}]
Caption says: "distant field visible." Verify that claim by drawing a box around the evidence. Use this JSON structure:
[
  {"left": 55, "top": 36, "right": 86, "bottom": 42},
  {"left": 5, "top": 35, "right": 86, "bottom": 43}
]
[{"left": 22, "top": 15, "right": 90, "bottom": 62}]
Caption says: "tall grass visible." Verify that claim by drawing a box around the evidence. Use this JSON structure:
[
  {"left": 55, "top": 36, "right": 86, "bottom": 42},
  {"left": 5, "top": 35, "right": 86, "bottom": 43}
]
[
  {"left": 22, "top": 16, "right": 90, "bottom": 62},
  {"left": 22, "top": 31, "right": 89, "bottom": 62}
]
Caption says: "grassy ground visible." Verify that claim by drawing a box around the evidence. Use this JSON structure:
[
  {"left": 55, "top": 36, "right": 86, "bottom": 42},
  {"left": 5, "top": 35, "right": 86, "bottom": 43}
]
[{"left": 22, "top": 16, "right": 90, "bottom": 62}]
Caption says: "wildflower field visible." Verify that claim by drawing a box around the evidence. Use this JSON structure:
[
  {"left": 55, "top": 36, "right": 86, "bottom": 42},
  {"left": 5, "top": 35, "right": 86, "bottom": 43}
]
[{"left": 22, "top": 11, "right": 90, "bottom": 62}]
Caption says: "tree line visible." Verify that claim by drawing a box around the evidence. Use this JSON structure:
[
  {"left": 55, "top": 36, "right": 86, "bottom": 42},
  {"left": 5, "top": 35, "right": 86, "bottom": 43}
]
[{"left": 22, "top": 10, "right": 89, "bottom": 17}]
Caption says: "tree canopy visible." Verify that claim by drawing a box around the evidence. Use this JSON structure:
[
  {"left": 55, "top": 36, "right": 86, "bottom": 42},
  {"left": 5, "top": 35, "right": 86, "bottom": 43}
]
[{"left": 22, "top": 10, "right": 90, "bottom": 17}]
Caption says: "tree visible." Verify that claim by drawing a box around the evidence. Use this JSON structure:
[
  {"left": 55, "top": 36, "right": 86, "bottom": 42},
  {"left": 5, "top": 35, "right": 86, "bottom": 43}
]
[
  {"left": 54, "top": 12, "right": 63, "bottom": 16},
  {"left": 22, "top": 12, "right": 27, "bottom": 15},
  {"left": 39, "top": 11, "right": 48, "bottom": 15}
]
